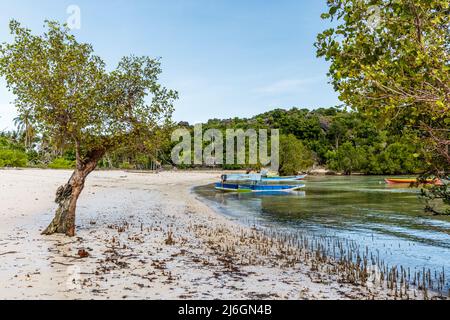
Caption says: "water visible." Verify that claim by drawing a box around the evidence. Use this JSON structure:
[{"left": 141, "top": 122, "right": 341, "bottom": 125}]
[{"left": 195, "top": 176, "right": 450, "bottom": 290}]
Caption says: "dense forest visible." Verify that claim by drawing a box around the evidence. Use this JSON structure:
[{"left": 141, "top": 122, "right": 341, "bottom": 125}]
[
  {"left": 200, "top": 107, "right": 424, "bottom": 175},
  {"left": 0, "top": 106, "right": 426, "bottom": 175}
]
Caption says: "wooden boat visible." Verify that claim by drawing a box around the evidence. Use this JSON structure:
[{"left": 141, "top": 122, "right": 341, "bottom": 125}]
[
  {"left": 222, "top": 174, "right": 307, "bottom": 183},
  {"left": 385, "top": 178, "right": 443, "bottom": 185},
  {"left": 215, "top": 182, "right": 305, "bottom": 193},
  {"left": 261, "top": 174, "right": 307, "bottom": 182},
  {"left": 222, "top": 174, "right": 262, "bottom": 181}
]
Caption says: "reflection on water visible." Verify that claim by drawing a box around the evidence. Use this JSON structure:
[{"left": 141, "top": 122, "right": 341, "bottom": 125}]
[{"left": 195, "top": 176, "right": 450, "bottom": 289}]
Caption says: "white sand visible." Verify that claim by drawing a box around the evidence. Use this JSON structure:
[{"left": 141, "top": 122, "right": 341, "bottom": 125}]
[{"left": 0, "top": 169, "right": 426, "bottom": 300}]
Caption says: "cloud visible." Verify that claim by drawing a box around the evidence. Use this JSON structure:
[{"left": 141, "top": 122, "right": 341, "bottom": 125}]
[{"left": 255, "top": 76, "right": 324, "bottom": 95}]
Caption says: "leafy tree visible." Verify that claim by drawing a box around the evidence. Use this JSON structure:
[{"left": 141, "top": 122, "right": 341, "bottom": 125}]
[
  {"left": 377, "top": 141, "right": 422, "bottom": 174},
  {"left": 316, "top": 0, "right": 449, "bottom": 213},
  {"left": 188, "top": 107, "right": 425, "bottom": 173},
  {"left": 327, "top": 114, "right": 349, "bottom": 150},
  {"left": 421, "top": 185, "right": 450, "bottom": 215},
  {"left": 13, "top": 110, "right": 35, "bottom": 149},
  {"left": 326, "top": 142, "right": 366, "bottom": 175},
  {"left": 0, "top": 20, "right": 177, "bottom": 236},
  {"left": 316, "top": 0, "right": 449, "bottom": 170},
  {"left": 279, "top": 134, "right": 315, "bottom": 176}
]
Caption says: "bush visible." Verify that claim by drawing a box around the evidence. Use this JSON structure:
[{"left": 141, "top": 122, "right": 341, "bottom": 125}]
[
  {"left": 0, "top": 149, "right": 28, "bottom": 167},
  {"left": 119, "top": 161, "right": 133, "bottom": 170},
  {"left": 326, "top": 142, "right": 366, "bottom": 175},
  {"left": 26, "top": 149, "right": 40, "bottom": 165},
  {"left": 48, "top": 157, "right": 75, "bottom": 169},
  {"left": 279, "top": 134, "right": 315, "bottom": 176}
]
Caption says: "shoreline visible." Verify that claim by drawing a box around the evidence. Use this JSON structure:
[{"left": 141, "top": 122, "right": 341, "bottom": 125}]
[
  {"left": 0, "top": 166, "right": 427, "bottom": 177},
  {"left": 0, "top": 169, "right": 439, "bottom": 299}
]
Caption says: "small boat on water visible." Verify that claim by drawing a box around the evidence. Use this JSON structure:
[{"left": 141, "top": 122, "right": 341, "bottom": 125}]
[
  {"left": 222, "top": 174, "right": 307, "bottom": 183},
  {"left": 215, "top": 182, "right": 305, "bottom": 193},
  {"left": 385, "top": 178, "right": 443, "bottom": 185},
  {"left": 261, "top": 175, "right": 307, "bottom": 182}
]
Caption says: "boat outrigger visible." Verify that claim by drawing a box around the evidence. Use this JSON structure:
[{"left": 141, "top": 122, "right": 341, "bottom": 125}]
[
  {"left": 221, "top": 174, "right": 307, "bottom": 183},
  {"left": 216, "top": 172, "right": 306, "bottom": 193},
  {"left": 215, "top": 182, "right": 305, "bottom": 193},
  {"left": 260, "top": 175, "right": 307, "bottom": 182}
]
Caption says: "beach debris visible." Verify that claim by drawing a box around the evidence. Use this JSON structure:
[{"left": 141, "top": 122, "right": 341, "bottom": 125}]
[
  {"left": 165, "top": 230, "right": 175, "bottom": 245},
  {"left": 0, "top": 251, "right": 17, "bottom": 256},
  {"left": 192, "top": 220, "right": 449, "bottom": 299},
  {"left": 51, "top": 261, "right": 74, "bottom": 266},
  {"left": 77, "top": 249, "right": 90, "bottom": 258}
]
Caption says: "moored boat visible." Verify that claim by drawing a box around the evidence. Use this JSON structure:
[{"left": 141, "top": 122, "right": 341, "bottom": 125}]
[
  {"left": 385, "top": 178, "right": 443, "bottom": 185},
  {"left": 215, "top": 182, "right": 305, "bottom": 193},
  {"left": 261, "top": 174, "right": 307, "bottom": 182},
  {"left": 222, "top": 174, "right": 307, "bottom": 183}
]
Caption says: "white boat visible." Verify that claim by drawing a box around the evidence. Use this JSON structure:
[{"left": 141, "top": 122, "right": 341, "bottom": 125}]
[{"left": 221, "top": 174, "right": 307, "bottom": 183}]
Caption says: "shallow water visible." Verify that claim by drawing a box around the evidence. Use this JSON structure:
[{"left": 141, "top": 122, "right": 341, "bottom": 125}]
[{"left": 195, "top": 176, "right": 450, "bottom": 290}]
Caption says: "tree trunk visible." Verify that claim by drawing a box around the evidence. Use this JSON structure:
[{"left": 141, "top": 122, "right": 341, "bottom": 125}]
[{"left": 42, "top": 155, "right": 101, "bottom": 237}]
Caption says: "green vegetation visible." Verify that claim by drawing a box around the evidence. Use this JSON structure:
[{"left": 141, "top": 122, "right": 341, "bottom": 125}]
[
  {"left": 0, "top": 148, "right": 27, "bottom": 167},
  {"left": 1, "top": 106, "right": 427, "bottom": 175},
  {"left": 326, "top": 142, "right": 365, "bottom": 175},
  {"left": 0, "top": 1, "right": 447, "bottom": 217},
  {"left": 0, "top": 20, "right": 177, "bottom": 236},
  {"left": 316, "top": 0, "right": 449, "bottom": 214},
  {"left": 279, "top": 134, "right": 314, "bottom": 176},
  {"left": 48, "top": 158, "right": 75, "bottom": 169},
  {"left": 190, "top": 107, "right": 425, "bottom": 175},
  {"left": 0, "top": 135, "right": 27, "bottom": 167}
]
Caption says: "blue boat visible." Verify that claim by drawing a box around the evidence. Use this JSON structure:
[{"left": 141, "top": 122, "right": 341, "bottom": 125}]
[
  {"left": 215, "top": 182, "right": 305, "bottom": 193},
  {"left": 222, "top": 174, "right": 307, "bottom": 183},
  {"left": 262, "top": 175, "right": 307, "bottom": 182}
]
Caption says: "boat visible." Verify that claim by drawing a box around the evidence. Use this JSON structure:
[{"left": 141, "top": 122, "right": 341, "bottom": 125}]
[
  {"left": 221, "top": 174, "right": 262, "bottom": 181},
  {"left": 385, "top": 178, "right": 443, "bottom": 185},
  {"left": 262, "top": 174, "right": 307, "bottom": 182},
  {"left": 215, "top": 182, "right": 305, "bottom": 193},
  {"left": 221, "top": 174, "right": 307, "bottom": 183}
]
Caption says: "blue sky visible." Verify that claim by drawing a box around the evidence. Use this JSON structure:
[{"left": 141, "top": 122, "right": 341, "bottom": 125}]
[{"left": 0, "top": 0, "right": 339, "bottom": 130}]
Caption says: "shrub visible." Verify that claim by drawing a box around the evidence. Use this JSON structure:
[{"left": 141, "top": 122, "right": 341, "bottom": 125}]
[
  {"left": 0, "top": 149, "right": 28, "bottom": 167},
  {"left": 119, "top": 161, "right": 133, "bottom": 170},
  {"left": 279, "top": 134, "right": 315, "bottom": 176},
  {"left": 326, "top": 142, "right": 366, "bottom": 175},
  {"left": 48, "top": 157, "right": 75, "bottom": 169}
]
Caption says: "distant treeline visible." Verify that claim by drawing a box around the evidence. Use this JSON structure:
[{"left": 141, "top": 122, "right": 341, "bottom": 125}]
[
  {"left": 170, "top": 107, "right": 425, "bottom": 175},
  {"left": 1, "top": 107, "right": 425, "bottom": 175}
]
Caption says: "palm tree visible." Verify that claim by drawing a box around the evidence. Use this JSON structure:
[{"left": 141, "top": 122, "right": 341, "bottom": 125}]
[
  {"left": 9, "top": 130, "right": 20, "bottom": 143},
  {"left": 13, "top": 111, "right": 35, "bottom": 149}
]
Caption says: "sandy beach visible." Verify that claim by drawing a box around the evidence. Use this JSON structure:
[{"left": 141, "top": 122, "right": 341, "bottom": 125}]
[{"left": 0, "top": 169, "right": 431, "bottom": 300}]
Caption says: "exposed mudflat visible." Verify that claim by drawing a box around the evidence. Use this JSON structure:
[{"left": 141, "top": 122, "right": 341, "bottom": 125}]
[{"left": 0, "top": 170, "right": 432, "bottom": 299}]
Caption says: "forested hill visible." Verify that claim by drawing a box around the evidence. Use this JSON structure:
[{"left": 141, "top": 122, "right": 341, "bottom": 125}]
[
  {"left": 197, "top": 107, "right": 425, "bottom": 175},
  {"left": 2, "top": 107, "right": 425, "bottom": 175}
]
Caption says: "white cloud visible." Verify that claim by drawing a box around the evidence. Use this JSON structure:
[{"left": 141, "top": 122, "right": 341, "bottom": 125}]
[{"left": 255, "top": 76, "right": 324, "bottom": 95}]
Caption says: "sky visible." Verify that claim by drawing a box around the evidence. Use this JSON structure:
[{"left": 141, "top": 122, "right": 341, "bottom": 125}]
[{"left": 0, "top": 0, "right": 340, "bottom": 130}]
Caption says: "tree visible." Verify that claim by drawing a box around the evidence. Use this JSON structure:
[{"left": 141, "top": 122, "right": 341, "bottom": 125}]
[
  {"left": 0, "top": 20, "right": 178, "bottom": 236},
  {"left": 279, "top": 134, "right": 315, "bottom": 176},
  {"left": 13, "top": 110, "right": 35, "bottom": 149},
  {"left": 326, "top": 142, "right": 366, "bottom": 175},
  {"left": 316, "top": 0, "right": 449, "bottom": 171}
]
